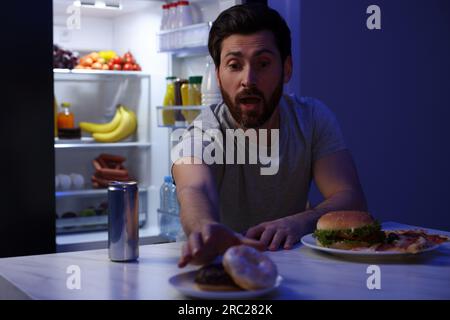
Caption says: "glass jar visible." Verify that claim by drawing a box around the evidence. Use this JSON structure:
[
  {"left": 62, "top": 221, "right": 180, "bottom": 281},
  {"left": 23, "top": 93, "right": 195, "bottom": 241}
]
[{"left": 57, "top": 102, "right": 74, "bottom": 129}]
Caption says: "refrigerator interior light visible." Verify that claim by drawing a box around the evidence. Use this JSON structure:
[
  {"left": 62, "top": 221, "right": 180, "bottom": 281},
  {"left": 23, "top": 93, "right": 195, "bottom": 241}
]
[{"left": 73, "top": 0, "right": 122, "bottom": 10}]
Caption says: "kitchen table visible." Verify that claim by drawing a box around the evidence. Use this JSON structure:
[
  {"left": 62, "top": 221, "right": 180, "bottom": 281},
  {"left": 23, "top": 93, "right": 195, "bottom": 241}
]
[{"left": 0, "top": 222, "right": 449, "bottom": 300}]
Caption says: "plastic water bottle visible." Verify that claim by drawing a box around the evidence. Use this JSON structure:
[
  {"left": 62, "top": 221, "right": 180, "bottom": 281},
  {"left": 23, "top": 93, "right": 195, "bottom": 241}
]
[
  {"left": 160, "top": 4, "right": 169, "bottom": 31},
  {"left": 159, "top": 176, "right": 182, "bottom": 240},
  {"left": 169, "top": 2, "right": 179, "bottom": 30},
  {"left": 201, "top": 55, "right": 222, "bottom": 106},
  {"left": 159, "top": 176, "right": 172, "bottom": 212},
  {"left": 168, "top": 180, "right": 183, "bottom": 240},
  {"left": 168, "top": 178, "right": 180, "bottom": 214},
  {"left": 177, "top": 1, "right": 194, "bottom": 28}
]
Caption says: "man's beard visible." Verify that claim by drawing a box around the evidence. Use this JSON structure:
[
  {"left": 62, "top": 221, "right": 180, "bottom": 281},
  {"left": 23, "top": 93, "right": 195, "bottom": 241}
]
[{"left": 220, "top": 75, "right": 284, "bottom": 129}]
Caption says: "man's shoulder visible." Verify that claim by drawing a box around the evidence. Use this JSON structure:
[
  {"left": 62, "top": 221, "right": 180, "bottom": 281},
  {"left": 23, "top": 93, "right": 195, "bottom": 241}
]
[
  {"left": 284, "top": 94, "right": 329, "bottom": 112},
  {"left": 284, "top": 94, "right": 337, "bottom": 122}
]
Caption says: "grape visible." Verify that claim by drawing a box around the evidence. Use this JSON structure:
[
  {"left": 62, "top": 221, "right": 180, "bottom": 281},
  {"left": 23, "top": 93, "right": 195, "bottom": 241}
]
[{"left": 53, "top": 44, "right": 79, "bottom": 69}]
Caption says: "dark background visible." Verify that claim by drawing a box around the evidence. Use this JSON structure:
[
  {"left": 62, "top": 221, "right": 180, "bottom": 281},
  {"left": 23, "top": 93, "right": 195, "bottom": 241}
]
[
  {"left": 0, "top": 0, "right": 55, "bottom": 257},
  {"left": 300, "top": 0, "right": 450, "bottom": 230}
]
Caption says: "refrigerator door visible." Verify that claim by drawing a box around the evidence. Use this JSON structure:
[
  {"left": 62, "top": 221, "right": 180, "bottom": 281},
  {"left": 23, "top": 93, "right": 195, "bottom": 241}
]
[{"left": 1, "top": 1, "right": 55, "bottom": 257}]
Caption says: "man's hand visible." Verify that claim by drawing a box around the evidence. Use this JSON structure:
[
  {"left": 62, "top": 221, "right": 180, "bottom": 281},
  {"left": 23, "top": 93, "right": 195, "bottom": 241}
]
[
  {"left": 245, "top": 213, "right": 315, "bottom": 251},
  {"left": 178, "top": 223, "right": 266, "bottom": 268},
  {"left": 246, "top": 150, "right": 368, "bottom": 251}
]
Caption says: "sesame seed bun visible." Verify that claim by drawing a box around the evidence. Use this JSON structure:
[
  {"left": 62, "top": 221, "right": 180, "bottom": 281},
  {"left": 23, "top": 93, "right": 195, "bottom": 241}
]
[{"left": 317, "top": 211, "right": 374, "bottom": 231}]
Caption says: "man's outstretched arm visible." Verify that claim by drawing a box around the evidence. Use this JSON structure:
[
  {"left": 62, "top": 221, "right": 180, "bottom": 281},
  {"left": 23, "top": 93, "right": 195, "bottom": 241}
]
[
  {"left": 173, "top": 157, "right": 265, "bottom": 267},
  {"left": 173, "top": 157, "right": 220, "bottom": 235}
]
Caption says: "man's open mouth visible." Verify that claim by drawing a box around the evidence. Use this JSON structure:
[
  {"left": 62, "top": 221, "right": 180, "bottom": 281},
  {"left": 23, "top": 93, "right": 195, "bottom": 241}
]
[{"left": 239, "top": 96, "right": 262, "bottom": 110}]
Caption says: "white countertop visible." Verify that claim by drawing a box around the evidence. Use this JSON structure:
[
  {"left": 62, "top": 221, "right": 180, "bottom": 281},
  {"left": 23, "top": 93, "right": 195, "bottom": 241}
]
[{"left": 0, "top": 222, "right": 449, "bottom": 300}]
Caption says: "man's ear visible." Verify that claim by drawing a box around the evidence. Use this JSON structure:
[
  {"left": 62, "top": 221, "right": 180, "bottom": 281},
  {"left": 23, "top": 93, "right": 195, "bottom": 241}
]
[{"left": 283, "top": 55, "right": 293, "bottom": 83}]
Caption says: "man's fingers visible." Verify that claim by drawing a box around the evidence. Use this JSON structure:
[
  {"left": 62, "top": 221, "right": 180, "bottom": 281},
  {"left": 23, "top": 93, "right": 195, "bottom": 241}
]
[
  {"left": 283, "top": 235, "right": 298, "bottom": 250},
  {"left": 178, "top": 243, "right": 192, "bottom": 268},
  {"left": 269, "top": 230, "right": 287, "bottom": 251},
  {"left": 189, "top": 232, "right": 203, "bottom": 256},
  {"left": 259, "top": 228, "right": 277, "bottom": 247},
  {"left": 245, "top": 225, "right": 265, "bottom": 240},
  {"left": 179, "top": 232, "right": 202, "bottom": 267},
  {"left": 240, "top": 236, "right": 267, "bottom": 251}
]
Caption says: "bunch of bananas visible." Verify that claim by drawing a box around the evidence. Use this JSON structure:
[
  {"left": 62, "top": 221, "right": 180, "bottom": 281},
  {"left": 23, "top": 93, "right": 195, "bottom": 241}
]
[{"left": 79, "top": 105, "right": 137, "bottom": 142}]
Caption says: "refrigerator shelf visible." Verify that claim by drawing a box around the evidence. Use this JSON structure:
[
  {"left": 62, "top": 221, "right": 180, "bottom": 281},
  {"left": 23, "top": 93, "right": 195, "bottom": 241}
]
[
  {"left": 56, "top": 212, "right": 147, "bottom": 234},
  {"left": 54, "top": 141, "right": 151, "bottom": 149},
  {"left": 56, "top": 186, "right": 148, "bottom": 198},
  {"left": 157, "top": 22, "right": 211, "bottom": 56},
  {"left": 54, "top": 68, "right": 151, "bottom": 80},
  {"left": 156, "top": 105, "right": 205, "bottom": 128},
  {"left": 156, "top": 106, "right": 205, "bottom": 110}
]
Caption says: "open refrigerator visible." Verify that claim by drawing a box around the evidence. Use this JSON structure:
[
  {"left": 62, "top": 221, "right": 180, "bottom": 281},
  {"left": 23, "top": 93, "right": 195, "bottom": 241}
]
[{"left": 52, "top": 0, "right": 244, "bottom": 251}]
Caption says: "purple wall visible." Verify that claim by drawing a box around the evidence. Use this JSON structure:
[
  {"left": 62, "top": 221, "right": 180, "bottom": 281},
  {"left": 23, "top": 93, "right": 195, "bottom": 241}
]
[{"left": 299, "top": 0, "right": 450, "bottom": 230}]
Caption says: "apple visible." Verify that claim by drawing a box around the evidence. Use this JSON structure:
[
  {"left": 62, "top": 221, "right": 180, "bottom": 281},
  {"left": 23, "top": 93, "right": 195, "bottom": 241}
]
[
  {"left": 123, "top": 63, "right": 133, "bottom": 71},
  {"left": 113, "top": 64, "right": 122, "bottom": 70},
  {"left": 111, "top": 56, "right": 123, "bottom": 65},
  {"left": 133, "top": 64, "right": 141, "bottom": 71},
  {"left": 102, "top": 64, "right": 109, "bottom": 70},
  {"left": 124, "top": 56, "right": 135, "bottom": 64}
]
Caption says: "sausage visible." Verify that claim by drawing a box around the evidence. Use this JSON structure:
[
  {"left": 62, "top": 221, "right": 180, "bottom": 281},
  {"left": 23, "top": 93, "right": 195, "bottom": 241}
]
[
  {"left": 92, "top": 159, "right": 103, "bottom": 171},
  {"left": 92, "top": 181, "right": 100, "bottom": 188},
  {"left": 91, "top": 175, "right": 109, "bottom": 188},
  {"left": 95, "top": 172, "right": 131, "bottom": 182},
  {"left": 96, "top": 157, "right": 108, "bottom": 168},
  {"left": 99, "top": 153, "right": 126, "bottom": 163},
  {"left": 96, "top": 167, "right": 129, "bottom": 177}
]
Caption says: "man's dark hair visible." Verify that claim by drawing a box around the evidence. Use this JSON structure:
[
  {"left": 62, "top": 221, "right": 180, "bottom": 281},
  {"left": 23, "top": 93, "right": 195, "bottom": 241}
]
[{"left": 208, "top": 3, "right": 291, "bottom": 68}]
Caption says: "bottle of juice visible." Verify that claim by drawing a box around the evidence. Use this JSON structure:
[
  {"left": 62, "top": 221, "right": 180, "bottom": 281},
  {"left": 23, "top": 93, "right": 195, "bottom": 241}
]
[
  {"left": 182, "top": 76, "right": 202, "bottom": 124},
  {"left": 174, "top": 78, "right": 188, "bottom": 127},
  {"left": 162, "top": 76, "right": 176, "bottom": 125},
  {"left": 180, "top": 81, "right": 189, "bottom": 123},
  {"left": 57, "top": 102, "right": 74, "bottom": 129}
]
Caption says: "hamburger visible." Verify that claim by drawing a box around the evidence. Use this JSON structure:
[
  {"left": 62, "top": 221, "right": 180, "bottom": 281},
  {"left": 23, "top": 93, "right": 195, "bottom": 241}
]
[{"left": 313, "top": 211, "right": 385, "bottom": 249}]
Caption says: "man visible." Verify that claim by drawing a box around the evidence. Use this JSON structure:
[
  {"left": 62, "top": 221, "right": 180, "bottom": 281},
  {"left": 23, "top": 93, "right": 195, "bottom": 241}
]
[{"left": 173, "top": 4, "right": 367, "bottom": 267}]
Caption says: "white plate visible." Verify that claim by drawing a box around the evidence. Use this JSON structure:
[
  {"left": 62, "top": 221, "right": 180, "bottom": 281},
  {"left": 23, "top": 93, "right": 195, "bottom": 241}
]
[
  {"left": 169, "top": 271, "right": 282, "bottom": 299},
  {"left": 300, "top": 233, "right": 440, "bottom": 257}
]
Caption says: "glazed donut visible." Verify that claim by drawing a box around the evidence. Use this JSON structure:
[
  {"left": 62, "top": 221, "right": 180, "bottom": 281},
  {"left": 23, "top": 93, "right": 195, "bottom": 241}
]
[{"left": 222, "top": 245, "right": 278, "bottom": 290}]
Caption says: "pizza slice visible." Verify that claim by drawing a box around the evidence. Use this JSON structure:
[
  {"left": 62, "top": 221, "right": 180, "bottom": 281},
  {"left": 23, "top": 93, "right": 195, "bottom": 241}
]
[{"left": 376, "top": 229, "right": 449, "bottom": 253}]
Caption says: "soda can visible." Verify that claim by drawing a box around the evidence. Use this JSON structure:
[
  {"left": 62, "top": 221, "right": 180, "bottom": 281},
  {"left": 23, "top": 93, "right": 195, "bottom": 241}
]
[{"left": 108, "top": 181, "right": 139, "bottom": 261}]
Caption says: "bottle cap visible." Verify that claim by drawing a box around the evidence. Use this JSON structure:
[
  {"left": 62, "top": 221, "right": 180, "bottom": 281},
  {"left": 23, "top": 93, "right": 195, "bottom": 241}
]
[
  {"left": 189, "top": 76, "right": 202, "bottom": 84},
  {"left": 166, "top": 76, "right": 177, "bottom": 80},
  {"left": 164, "top": 176, "right": 172, "bottom": 183},
  {"left": 61, "top": 102, "right": 71, "bottom": 108}
]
